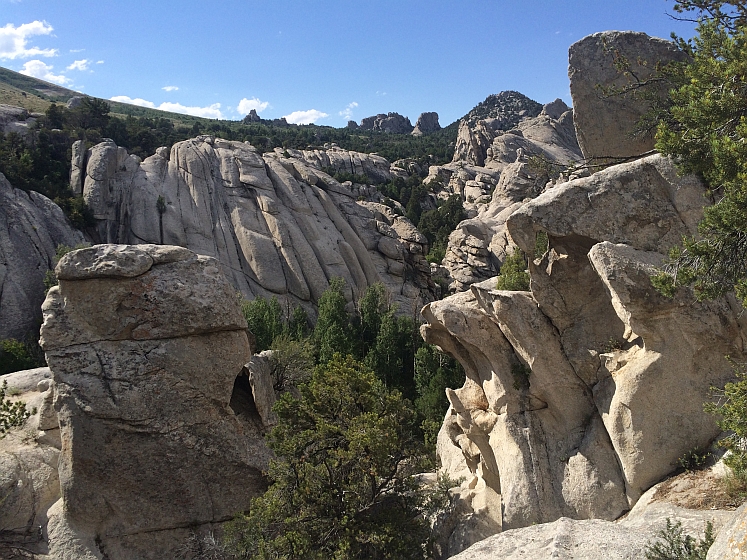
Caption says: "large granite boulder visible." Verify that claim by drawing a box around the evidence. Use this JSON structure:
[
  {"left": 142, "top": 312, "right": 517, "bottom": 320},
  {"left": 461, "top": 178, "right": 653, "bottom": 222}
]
[
  {"left": 569, "top": 31, "right": 688, "bottom": 163},
  {"left": 0, "top": 173, "right": 86, "bottom": 341},
  {"left": 423, "top": 154, "right": 746, "bottom": 557},
  {"left": 71, "top": 137, "right": 434, "bottom": 317},
  {"left": 39, "top": 244, "right": 272, "bottom": 559}
]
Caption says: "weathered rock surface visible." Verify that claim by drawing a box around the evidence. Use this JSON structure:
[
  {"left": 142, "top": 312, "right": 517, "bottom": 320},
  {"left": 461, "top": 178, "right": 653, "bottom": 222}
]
[
  {"left": 434, "top": 100, "right": 583, "bottom": 291},
  {"left": 0, "top": 172, "right": 86, "bottom": 341},
  {"left": 39, "top": 244, "right": 272, "bottom": 559},
  {"left": 359, "top": 112, "right": 414, "bottom": 134},
  {"left": 423, "top": 154, "right": 746, "bottom": 556},
  {"left": 0, "top": 367, "right": 60, "bottom": 556},
  {"left": 708, "top": 502, "right": 747, "bottom": 559},
  {"left": 72, "top": 137, "right": 434, "bottom": 317},
  {"left": 450, "top": 502, "right": 730, "bottom": 560},
  {"left": 412, "top": 112, "right": 441, "bottom": 136},
  {"left": 569, "top": 31, "right": 688, "bottom": 163}
]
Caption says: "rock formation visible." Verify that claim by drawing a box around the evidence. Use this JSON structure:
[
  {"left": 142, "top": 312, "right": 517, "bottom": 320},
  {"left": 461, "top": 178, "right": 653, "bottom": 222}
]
[
  {"left": 568, "top": 31, "right": 688, "bottom": 163},
  {"left": 0, "top": 367, "right": 60, "bottom": 556},
  {"left": 452, "top": 91, "right": 544, "bottom": 165},
  {"left": 432, "top": 100, "right": 582, "bottom": 291},
  {"left": 0, "top": 104, "right": 41, "bottom": 136},
  {"left": 242, "top": 108, "right": 261, "bottom": 123},
  {"left": 359, "top": 112, "right": 414, "bottom": 134},
  {"left": 39, "top": 244, "right": 272, "bottom": 559},
  {"left": 423, "top": 153, "right": 746, "bottom": 556},
  {"left": 412, "top": 112, "right": 441, "bottom": 136},
  {"left": 70, "top": 137, "right": 434, "bottom": 317},
  {"left": 0, "top": 173, "right": 86, "bottom": 341}
]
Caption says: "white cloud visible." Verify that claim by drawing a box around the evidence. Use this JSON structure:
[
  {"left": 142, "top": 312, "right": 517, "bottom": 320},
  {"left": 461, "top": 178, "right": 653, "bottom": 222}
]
[
  {"left": 338, "top": 101, "right": 358, "bottom": 121},
  {"left": 0, "top": 21, "right": 58, "bottom": 60},
  {"left": 162, "top": 85, "right": 178, "bottom": 92},
  {"left": 70, "top": 48, "right": 85, "bottom": 53},
  {"left": 110, "top": 95, "right": 156, "bottom": 108},
  {"left": 110, "top": 96, "right": 224, "bottom": 119},
  {"left": 159, "top": 102, "right": 223, "bottom": 119},
  {"left": 19, "top": 60, "right": 70, "bottom": 85},
  {"left": 96, "top": 60, "right": 104, "bottom": 64},
  {"left": 237, "top": 97, "right": 269, "bottom": 115},
  {"left": 283, "top": 109, "right": 328, "bottom": 125},
  {"left": 67, "top": 59, "right": 90, "bottom": 71}
]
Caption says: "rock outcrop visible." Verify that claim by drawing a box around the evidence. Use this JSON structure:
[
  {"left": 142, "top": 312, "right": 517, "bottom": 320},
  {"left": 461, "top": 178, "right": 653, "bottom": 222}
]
[
  {"left": 452, "top": 92, "right": 545, "bottom": 165},
  {"left": 71, "top": 137, "right": 434, "bottom": 317},
  {"left": 0, "top": 173, "right": 86, "bottom": 341},
  {"left": 359, "top": 112, "right": 414, "bottom": 134},
  {"left": 423, "top": 154, "right": 746, "bottom": 556},
  {"left": 450, "top": 502, "right": 730, "bottom": 560},
  {"left": 412, "top": 112, "right": 441, "bottom": 136},
  {"left": 39, "top": 244, "right": 272, "bottom": 559},
  {"left": 569, "top": 31, "right": 688, "bottom": 163},
  {"left": 433, "top": 100, "right": 583, "bottom": 291},
  {"left": 0, "top": 104, "right": 41, "bottom": 136},
  {"left": 0, "top": 367, "right": 60, "bottom": 556}
]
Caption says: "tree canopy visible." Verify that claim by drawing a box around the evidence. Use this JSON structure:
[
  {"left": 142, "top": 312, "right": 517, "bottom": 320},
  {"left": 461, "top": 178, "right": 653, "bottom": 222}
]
[
  {"left": 225, "top": 354, "right": 432, "bottom": 560},
  {"left": 652, "top": 1, "right": 747, "bottom": 303}
]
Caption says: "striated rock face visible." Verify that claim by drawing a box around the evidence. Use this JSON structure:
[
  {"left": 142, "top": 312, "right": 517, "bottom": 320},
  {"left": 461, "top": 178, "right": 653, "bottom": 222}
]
[
  {"left": 424, "top": 155, "right": 746, "bottom": 557},
  {"left": 569, "top": 31, "right": 687, "bottom": 163},
  {"left": 359, "top": 112, "right": 414, "bottom": 134},
  {"left": 0, "top": 173, "right": 86, "bottom": 341},
  {"left": 39, "top": 244, "right": 271, "bottom": 560},
  {"left": 434, "top": 101, "right": 583, "bottom": 292},
  {"left": 71, "top": 137, "right": 434, "bottom": 317},
  {"left": 412, "top": 112, "right": 441, "bottom": 136}
]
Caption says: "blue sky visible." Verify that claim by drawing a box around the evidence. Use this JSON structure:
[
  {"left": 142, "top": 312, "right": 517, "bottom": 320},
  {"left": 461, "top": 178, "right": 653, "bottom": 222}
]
[{"left": 1, "top": 1, "right": 697, "bottom": 126}]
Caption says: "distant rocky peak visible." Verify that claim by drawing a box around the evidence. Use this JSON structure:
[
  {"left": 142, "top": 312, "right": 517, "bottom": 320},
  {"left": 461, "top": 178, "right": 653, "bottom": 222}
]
[
  {"left": 461, "top": 90, "right": 543, "bottom": 129},
  {"left": 358, "top": 112, "right": 414, "bottom": 134},
  {"left": 411, "top": 112, "right": 441, "bottom": 136}
]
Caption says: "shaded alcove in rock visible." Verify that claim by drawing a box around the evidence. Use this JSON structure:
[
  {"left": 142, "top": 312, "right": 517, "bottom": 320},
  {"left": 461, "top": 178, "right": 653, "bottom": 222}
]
[{"left": 229, "top": 373, "right": 263, "bottom": 429}]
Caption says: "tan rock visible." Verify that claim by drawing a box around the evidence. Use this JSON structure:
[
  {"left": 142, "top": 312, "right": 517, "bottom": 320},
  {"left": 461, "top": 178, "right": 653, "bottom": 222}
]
[
  {"left": 40, "top": 244, "right": 271, "bottom": 559},
  {"left": 569, "top": 31, "right": 688, "bottom": 163}
]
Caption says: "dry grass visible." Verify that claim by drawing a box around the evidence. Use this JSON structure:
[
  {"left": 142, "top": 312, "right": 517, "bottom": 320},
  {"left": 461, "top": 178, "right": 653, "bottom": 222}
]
[{"left": 0, "top": 85, "right": 51, "bottom": 113}]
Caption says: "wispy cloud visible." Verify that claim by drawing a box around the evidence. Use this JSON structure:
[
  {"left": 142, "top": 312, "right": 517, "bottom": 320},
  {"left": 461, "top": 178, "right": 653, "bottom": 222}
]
[
  {"left": 70, "top": 48, "right": 85, "bottom": 53},
  {"left": 110, "top": 95, "right": 155, "bottom": 108},
  {"left": 162, "top": 85, "right": 178, "bottom": 92},
  {"left": 0, "top": 21, "right": 58, "bottom": 60},
  {"left": 96, "top": 60, "right": 104, "bottom": 64},
  {"left": 19, "top": 60, "right": 70, "bottom": 85},
  {"left": 111, "top": 95, "right": 224, "bottom": 119},
  {"left": 237, "top": 97, "right": 269, "bottom": 115},
  {"left": 67, "top": 59, "right": 90, "bottom": 71},
  {"left": 338, "top": 101, "right": 358, "bottom": 121}
]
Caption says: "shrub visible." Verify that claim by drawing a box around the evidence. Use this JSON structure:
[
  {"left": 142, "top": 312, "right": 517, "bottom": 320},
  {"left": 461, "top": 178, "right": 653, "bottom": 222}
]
[
  {"left": 644, "top": 518, "right": 714, "bottom": 560},
  {"left": 0, "top": 380, "right": 32, "bottom": 436},
  {"left": 225, "top": 355, "right": 432, "bottom": 559},
  {"left": 496, "top": 249, "right": 530, "bottom": 291},
  {"left": 0, "top": 339, "right": 43, "bottom": 375}
]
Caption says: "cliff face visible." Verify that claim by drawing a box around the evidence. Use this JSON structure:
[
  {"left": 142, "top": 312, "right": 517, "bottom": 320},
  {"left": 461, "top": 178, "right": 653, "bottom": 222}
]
[
  {"left": 0, "top": 173, "right": 85, "bottom": 341},
  {"left": 71, "top": 137, "right": 434, "bottom": 316},
  {"left": 426, "top": 154, "right": 746, "bottom": 557}
]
